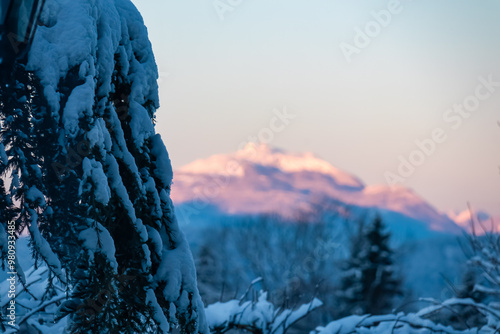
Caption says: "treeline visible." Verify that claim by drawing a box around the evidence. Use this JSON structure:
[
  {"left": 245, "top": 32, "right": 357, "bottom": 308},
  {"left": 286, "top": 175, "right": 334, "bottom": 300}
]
[
  {"left": 194, "top": 214, "right": 406, "bottom": 328},
  {"left": 194, "top": 213, "right": 493, "bottom": 333}
]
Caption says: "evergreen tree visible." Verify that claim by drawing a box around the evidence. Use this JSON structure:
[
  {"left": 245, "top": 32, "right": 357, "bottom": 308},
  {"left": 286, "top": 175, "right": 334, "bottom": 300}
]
[
  {"left": 0, "top": 63, "right": 66, "bottom": 291},
  {"left": 339, "top": 215, "right": 402, "bottom": 316},
  {"left": 0, "top": 1, "right": 208, "bottom": 332}
]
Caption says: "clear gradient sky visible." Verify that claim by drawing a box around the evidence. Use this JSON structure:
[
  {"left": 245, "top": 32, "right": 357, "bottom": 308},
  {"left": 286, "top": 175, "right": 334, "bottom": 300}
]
[{"left": 131, "top": 0, "right": 500, "bottom": 215}]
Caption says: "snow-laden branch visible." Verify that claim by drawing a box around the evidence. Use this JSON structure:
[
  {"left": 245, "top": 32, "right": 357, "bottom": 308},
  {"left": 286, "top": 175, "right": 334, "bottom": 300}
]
[
  {"left": 205, "top": 290, "right": 322, "bottom": 334},
  {"left": 311, "top": 313, "right": 488, "bottom": 334}
]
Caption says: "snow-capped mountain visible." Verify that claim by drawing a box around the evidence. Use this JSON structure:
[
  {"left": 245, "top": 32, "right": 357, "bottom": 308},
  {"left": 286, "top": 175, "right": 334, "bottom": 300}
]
[
  {"left": 171, "top": 143, "right": 462, "bottom": 234},
  {"left": 447, "top": 209, "right": 500, "bottom": 234}
]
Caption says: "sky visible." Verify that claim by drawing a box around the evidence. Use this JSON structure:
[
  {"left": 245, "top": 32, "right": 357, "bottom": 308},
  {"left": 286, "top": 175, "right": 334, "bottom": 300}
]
[{"left": 131, "top": 0, "right": 500, "bottom": 215}]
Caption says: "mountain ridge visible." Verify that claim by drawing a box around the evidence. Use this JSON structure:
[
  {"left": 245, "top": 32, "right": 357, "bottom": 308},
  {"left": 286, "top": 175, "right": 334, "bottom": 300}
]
[{"left": 172, "top": 143, "right": 463, "bottom": 234}]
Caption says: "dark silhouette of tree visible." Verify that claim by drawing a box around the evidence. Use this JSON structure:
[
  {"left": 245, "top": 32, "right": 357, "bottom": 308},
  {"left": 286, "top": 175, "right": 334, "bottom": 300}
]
[{"left": 339, "top": 215, "right": 402, "bottom": 316}]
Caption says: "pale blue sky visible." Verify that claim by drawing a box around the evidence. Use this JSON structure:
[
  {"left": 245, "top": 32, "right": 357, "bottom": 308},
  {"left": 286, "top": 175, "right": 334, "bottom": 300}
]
[{"left": 131, "top": 0, "right": 500, "bottom": 215}]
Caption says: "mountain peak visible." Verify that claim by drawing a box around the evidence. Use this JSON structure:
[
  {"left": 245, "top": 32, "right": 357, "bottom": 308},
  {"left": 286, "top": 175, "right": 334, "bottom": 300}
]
[{"left": 179, "top": 143, "right": 365, "bottom": 190}]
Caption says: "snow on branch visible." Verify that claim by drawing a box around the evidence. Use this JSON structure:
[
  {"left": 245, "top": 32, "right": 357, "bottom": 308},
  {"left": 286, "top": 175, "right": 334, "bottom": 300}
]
[
  {"left": 311, "top": 313, "right": 487, "bottom": 334},
  {"left": 205, "top": 289, "right": 322, "bottom": 334}
]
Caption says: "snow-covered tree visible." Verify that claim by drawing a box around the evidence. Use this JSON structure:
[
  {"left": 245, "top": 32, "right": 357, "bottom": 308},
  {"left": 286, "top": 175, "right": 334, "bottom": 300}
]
[
  {"left": 0, "top": 0, "right": 207, "bottom": 332},
  {"left": 338, "top": 215, "right": 402, "bottom": 317},
  {"left": 0, "top": 62, "right": 64, "bottom": 296}
]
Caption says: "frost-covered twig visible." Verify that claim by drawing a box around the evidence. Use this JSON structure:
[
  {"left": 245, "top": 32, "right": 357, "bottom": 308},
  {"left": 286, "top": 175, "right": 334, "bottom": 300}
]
[{"left": 239, "top": 277, "right": 263, "bottom": 303}]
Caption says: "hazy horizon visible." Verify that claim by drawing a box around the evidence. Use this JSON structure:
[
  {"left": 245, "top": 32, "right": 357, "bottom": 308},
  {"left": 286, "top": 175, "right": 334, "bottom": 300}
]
[{"left": 131, "top": 0, "right": 500, "bottom": 215}]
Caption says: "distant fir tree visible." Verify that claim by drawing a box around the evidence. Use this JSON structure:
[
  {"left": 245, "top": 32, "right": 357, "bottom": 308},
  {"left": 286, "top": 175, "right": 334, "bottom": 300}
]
[{"left": 338, "top": 215, "right": 402, "bottom": 317}]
